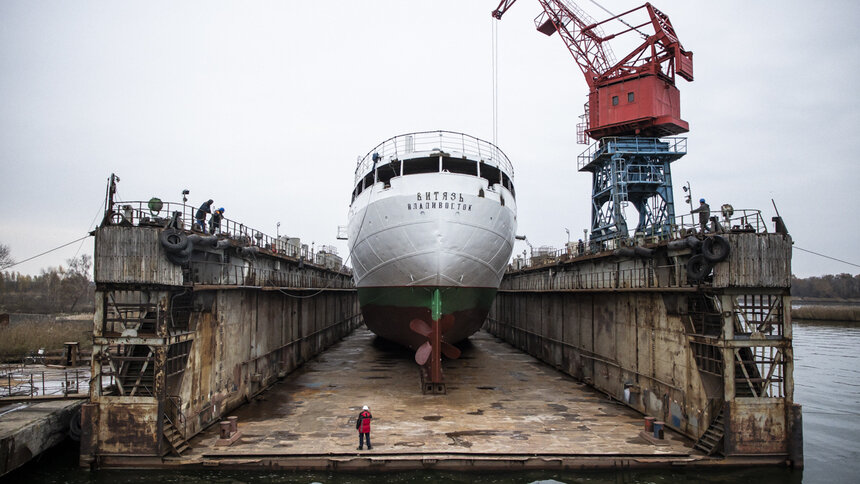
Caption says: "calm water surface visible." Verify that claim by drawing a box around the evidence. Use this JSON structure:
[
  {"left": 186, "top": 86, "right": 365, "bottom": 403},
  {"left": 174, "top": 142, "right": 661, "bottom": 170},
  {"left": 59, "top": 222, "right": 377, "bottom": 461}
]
[{"left": 6, "top": 322, "right": 858, "bottom": 483}]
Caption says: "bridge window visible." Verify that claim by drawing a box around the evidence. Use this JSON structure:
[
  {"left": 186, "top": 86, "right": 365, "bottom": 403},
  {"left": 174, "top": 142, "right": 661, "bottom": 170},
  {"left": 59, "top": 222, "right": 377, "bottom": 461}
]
[
  {"left": 376, "top": 161, "right": 400, "bottom": 188},
  {"left": 442, "top": 157, "right": 478, "bottom": 176},
  {"left": 628, "top": 92, "right": 635, "bottom": 103},
  {"left": 479, "top": 162, "right": 501, "bottom": 188},
  {"left": 402, "top": 157, "right": 440, "bottom": 176},
  {"left": 612, "top": 95, "right": 619, "bottom": 106},
  {"left": 501, "top": 172, "right": 516, "bottom": 197}
]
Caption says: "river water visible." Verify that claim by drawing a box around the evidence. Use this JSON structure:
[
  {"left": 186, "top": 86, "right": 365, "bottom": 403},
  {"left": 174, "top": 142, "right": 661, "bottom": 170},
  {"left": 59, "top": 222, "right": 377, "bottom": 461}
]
[{"left": 5, "top": 321, "right": 858, "bottom": 483}]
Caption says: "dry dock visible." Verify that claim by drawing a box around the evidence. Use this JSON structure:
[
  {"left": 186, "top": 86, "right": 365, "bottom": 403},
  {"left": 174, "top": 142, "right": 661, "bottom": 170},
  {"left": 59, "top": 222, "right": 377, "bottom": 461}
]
[
  {"left": 136, "top": 328, "right": 696, "bottom": 471},
  {"left": 81, "top": 198, "right": 801, "bottom": 471}
]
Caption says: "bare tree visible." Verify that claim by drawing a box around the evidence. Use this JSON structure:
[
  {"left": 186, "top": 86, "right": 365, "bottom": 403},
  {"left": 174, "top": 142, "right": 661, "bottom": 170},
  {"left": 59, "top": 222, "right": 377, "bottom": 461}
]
[
  {"left": 0, "top": 243, "right": 13, "bottom": 270},
  {"left": 62, "top": 255, "right": 93, "bottom": 312}
]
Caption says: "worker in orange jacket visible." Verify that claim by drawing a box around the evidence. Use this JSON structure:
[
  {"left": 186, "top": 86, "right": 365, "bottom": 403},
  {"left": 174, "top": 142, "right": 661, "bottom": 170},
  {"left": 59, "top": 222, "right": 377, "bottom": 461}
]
[{"left": 356, "top": 405, "right": 372, "bottom": 450}]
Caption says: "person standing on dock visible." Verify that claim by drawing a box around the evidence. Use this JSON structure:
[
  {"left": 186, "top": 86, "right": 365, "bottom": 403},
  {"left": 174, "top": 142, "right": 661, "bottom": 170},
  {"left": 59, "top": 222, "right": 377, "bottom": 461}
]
[
  {"left": 691, "top": 198, "right": 710, "bottom": 233},
  {"left": 356, "top": 405, "right": 372, "bottom": 450},
  {"left": 195, "top": 199, "right": 213, "bottom": 233},
  {"left": 209, "top": 207, "right": 224, "bottom": 234}
]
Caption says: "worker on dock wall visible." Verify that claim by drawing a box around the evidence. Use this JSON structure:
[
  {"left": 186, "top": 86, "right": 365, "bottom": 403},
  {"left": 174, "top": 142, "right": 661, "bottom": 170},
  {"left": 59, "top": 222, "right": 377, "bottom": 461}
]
[
  {"left": 209, "top": 207, "right": 224, "bottom": 234},
  {"left": 356, "top": 405, "right": 373, "bottom": 450},
  {"left": 195, "top": 199, "right": 213, "bottom": 233},
  {"left": 691, "top": 198, "right": 710, "bottom": 233}
]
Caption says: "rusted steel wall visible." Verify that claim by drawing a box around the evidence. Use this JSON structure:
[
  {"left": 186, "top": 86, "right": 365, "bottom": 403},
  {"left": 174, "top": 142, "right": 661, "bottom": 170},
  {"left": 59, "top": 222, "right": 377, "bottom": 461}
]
[
  {"left": 177, "top": 289, "right": 360, "bottom": 437},
  {"left": 94, "top": 226, "right": 183, "bottom": 285},
  {"left": 489, "top": 232, "right": 799, "bottom": 460},
  {"left": 712, "top": 233, "right": 792, "bottom": 288},
  {"left": 487, "top": 291, "right": 712, "bottom": 439},
  {"left": 725, "top": 400, "right": 787, "bottom": 454},
  {"left": 82, "top": 224, "right": 360, "bottom": 466},
  {"left": 80, "top": 398, "right": 160, "bottom": 456}
]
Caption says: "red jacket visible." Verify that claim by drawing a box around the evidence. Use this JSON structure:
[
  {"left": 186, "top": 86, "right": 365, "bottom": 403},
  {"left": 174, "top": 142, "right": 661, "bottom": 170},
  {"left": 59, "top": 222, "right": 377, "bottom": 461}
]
[{"left": 357, "top": 410, "right": 372, "bottom": 433}]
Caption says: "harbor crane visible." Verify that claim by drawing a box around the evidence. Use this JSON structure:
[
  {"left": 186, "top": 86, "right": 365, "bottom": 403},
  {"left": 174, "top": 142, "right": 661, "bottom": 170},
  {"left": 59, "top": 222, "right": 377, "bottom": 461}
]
[
  {"left": 493, "top": 0, "right": 695, "bottom": 244},
  {"left": 492, "top": 0, "right": 693, "bottom": 141}
]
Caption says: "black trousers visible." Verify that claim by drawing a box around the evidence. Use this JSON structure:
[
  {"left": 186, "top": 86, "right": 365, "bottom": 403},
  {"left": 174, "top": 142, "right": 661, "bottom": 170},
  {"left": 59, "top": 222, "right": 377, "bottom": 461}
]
[{"left": 358, "top": 432, "right": 371, "bottom": 448}]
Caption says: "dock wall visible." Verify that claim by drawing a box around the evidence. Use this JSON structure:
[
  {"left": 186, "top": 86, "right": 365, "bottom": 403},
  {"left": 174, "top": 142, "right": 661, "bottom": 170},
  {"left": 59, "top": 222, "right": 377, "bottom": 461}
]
[
  {"left": 80, "top": 225, "right": 360, "bottom": 464},
  {"left": 487, "top": 232, "right": 802, "bottom": 464}
]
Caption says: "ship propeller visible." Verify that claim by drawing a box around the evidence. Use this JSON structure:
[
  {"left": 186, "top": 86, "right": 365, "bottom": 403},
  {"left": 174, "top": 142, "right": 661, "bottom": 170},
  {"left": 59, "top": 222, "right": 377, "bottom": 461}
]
[{"left": 409, "top": 316, "right": 461, "bottom": 366}]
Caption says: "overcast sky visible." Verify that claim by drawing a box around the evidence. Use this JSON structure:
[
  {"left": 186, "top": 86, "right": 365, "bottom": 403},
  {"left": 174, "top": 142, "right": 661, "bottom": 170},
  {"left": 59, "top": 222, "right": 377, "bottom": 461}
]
[{"left": 1, "top": 0, "right": 857, "bottom": 278}]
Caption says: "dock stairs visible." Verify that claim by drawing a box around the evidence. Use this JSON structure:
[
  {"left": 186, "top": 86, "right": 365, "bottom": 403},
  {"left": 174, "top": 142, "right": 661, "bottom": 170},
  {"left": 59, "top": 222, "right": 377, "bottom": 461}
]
[
  {"left": 693, "top": 407, "right": 725, "bottom": 455},
  {"left": 162, "top": 416, "right": 190, "bottom": 456}
]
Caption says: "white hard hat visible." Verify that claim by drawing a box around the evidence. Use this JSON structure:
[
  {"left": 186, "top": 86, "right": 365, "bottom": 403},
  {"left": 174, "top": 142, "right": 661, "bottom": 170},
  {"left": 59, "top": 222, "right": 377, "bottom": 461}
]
[{"left": 362, "top": 405, "right": 369, "bottom": 411}]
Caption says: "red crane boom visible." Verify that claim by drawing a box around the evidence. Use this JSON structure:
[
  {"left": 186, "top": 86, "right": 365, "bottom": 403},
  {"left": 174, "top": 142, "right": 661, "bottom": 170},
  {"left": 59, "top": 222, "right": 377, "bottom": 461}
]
[{"left": 493, "top": 0, "right": 693, "bottom": 140}]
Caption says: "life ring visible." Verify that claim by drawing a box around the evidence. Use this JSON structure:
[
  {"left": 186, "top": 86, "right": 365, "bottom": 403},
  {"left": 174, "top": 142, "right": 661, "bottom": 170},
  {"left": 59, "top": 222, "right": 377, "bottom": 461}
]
[
  {"left": 702, "top": 235, "right": 730, "bottom": 263},
  {"left": 686, "top": 254, "right": 711, "bottom": 281},
  {"left": 159, "top": 228, "right": 188, "bottom": 253}
]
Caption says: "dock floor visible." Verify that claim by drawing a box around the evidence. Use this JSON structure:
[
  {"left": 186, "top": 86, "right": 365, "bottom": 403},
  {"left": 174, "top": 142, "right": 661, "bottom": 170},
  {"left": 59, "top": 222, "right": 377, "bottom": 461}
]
[{"left": 170, "top": 327, "right": 705, "bottom": 471}]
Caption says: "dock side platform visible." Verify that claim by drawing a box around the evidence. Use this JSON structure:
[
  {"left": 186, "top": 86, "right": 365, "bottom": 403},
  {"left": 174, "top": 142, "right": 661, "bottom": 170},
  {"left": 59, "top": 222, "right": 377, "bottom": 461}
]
[{"left": 94, "top": 328, "right": 716, "bottom": 471}]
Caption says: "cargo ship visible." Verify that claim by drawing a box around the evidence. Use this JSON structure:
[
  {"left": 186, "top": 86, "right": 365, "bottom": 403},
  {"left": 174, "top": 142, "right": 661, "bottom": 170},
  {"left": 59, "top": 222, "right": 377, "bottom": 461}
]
[{"left": 347, "top": 130, "right": 516, "bottom": 392}]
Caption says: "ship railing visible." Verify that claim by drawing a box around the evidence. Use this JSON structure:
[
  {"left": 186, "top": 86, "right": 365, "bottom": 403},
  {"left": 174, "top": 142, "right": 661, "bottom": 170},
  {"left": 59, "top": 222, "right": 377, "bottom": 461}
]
[
  {"left": 103, "top": 200, "right": 352, "bottom": 275},
  {"left": 355, "top": 130, "right": 514, "bottom": 182}
]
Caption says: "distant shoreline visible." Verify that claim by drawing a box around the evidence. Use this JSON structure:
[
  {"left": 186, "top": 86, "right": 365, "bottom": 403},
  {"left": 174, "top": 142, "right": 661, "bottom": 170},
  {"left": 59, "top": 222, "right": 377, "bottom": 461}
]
[{"left": 791, "top": 299, "right": 860, "bottom": 322}]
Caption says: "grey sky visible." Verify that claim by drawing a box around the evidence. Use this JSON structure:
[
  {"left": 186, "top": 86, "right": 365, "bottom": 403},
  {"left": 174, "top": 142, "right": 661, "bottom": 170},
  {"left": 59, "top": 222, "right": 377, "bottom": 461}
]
[{"left": 1, "top": 0, "right": 857, "bottom": 278}]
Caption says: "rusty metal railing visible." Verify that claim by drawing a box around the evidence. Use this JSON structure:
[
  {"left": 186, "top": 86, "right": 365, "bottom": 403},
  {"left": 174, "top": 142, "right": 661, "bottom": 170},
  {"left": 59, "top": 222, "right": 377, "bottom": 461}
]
[
  {"left": 0, "top": 365, "right": 92, "bottom": 399},
  {"left": 508, "top": 208, "right": 771, "bottom": 274},
  {"left": 193, "top": 260, "right": 354, "bottom": 289},
  {"left": 501, "top": 262, "right": 695, "bottom": 291},
  {"left": 165, "top": 395, "right": 187, "bottom": 438},
  {"left": 104, "top": 199, "right": 350, "bottom": 275}
]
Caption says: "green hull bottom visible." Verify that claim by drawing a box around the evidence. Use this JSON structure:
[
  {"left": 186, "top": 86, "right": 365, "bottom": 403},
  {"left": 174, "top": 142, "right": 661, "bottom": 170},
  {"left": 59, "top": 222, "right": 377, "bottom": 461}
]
[{"left": 357, "top": 286, "right": 498, "bottom": 349}]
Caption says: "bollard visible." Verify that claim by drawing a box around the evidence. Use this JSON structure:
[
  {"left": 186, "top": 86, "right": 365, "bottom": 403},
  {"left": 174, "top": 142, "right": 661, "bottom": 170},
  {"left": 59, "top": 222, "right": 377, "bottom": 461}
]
[
  {"left": 653, "top": 420, "right": 665, "bottom": 440},
  {"left": 228, "top": 416, "right": 238, "bottom": 434},
  {"left": 219, "top": 421, "right": 232, "bottom": 439},
  {"left": 644, "top": 416, "right": 656, "bottom": 433}
]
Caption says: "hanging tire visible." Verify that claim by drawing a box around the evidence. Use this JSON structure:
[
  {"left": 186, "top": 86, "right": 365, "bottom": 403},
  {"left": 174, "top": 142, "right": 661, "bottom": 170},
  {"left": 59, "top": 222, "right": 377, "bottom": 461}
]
[
  {"left": 68, "top": 408, "right": 82, "bottom": 441},
  {"left": 160, "top": 228, "right": 188, "bottom": 253},
  {"left": 614, "top": 247, "right": 636, "bottom": 258},
  {"left": 686, "top": 254, "right": 711, "bottom": 281},
  {"left": 702, "top": 235, "right": 730, "bottom": 263},
  {"left": 685, "top": 235, "right": 702, "bottom": 250},
  {"left": 177, "top": 240, "right": 194, "bottom": 257},
  {"left": 633, "top": 246, "right": 654, "bottom": 258},
  {"left": 167, "top": 251, "right": 190, "bottom": 266}
]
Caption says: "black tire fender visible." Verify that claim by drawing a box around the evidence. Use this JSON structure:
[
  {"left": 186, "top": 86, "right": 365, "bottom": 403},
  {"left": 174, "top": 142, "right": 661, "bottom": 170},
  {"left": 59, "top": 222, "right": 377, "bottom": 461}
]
[
  {"left": 702, "top": 235, "right": 731, "bottom": 263},
  {"left": 686, "top": 254, "right": 711, "bottom": 281},
  {"left": 166, "top": 251, "right": 190, "bottom": 266},
  {"left": 177, "top": 240, "right": 194, "bottom": 258},
  {"left": 160, "top": 229, "right": 188, "bottom": 253},
  {"left": 685, "top": 235, "right": 702, "bottom": 251},
  {"left": 68, "top": 408, "right": 82, "bottom": 441},
  {"left": 633, "top": 246, "right": 654, "bottom": 258},
  {"left": 614, "top": 247, "right": 636, "bottom": 258}
]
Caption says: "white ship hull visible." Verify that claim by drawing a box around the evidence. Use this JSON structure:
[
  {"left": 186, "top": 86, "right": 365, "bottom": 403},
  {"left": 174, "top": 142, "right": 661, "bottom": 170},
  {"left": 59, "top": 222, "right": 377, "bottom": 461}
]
[{"left": 347, "top": 131, "right": 516, "bottom": 348}]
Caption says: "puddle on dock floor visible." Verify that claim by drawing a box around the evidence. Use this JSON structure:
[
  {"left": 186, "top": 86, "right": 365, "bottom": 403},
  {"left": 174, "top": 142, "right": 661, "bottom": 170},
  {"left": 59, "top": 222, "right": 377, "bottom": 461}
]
[{"left": 187, "top": 327, "right": 691, "bottom": 458}]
